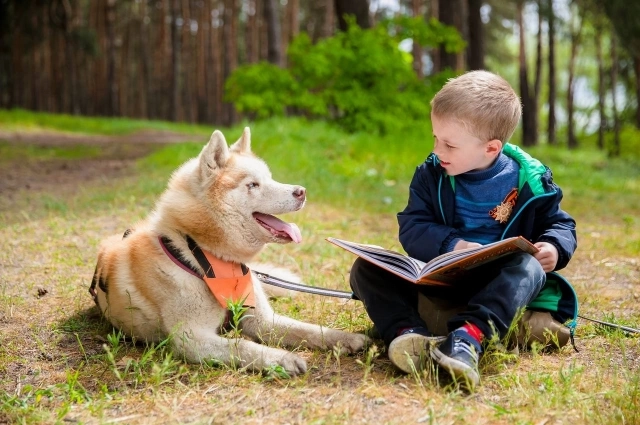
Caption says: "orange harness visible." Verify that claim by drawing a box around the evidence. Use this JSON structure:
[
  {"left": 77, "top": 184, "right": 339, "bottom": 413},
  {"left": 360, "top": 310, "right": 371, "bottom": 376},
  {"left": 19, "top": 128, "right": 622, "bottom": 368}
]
[
  {"left": 158, "top": 235, "right": 255, "bottom": 309},
  {"left": 200, "top": 250, "right": 256, "bottom": 308}
]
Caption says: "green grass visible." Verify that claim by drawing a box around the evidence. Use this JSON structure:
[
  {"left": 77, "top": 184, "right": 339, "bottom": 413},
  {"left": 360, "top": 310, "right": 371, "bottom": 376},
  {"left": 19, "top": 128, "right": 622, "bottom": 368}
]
[
  {"left": 0, "top": 108, "right": 211, "bottom": 136},
  {"left": 0, "top": 142, "right": 103, "bottom": 162},
  {"left": 0, "top": 110, "right": 639, "bottom": 424}
]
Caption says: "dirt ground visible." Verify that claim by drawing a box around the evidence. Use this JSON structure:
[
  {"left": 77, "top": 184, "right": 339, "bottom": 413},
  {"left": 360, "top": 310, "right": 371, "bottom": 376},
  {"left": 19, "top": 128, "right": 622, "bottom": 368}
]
[{"left": 0, "top": 129, "right": 194, "bottom": 204}]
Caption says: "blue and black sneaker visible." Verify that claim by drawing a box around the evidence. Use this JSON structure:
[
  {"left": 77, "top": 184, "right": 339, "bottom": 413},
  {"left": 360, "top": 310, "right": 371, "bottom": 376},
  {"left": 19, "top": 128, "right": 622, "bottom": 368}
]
[
  {"left": 431, "top": 329, "right": 482, "bottom": 388},
  {"left": 388, "top": 327, "right": 445, "bottom": 374}
]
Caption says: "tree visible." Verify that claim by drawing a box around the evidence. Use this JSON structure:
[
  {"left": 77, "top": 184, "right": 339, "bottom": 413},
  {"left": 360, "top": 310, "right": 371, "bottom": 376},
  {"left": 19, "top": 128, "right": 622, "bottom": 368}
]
[
  {"left": 517, "top": 0, "right": 537, "bottom": 146},
  {"left": 263, "top": 0, "right": 282, "bottom": 66},
  {"left": 466, "top": 0, "right": 484, "bottom": 70},
  {"left": 411, "top": 0, "right": 424, "bottom": 78},
  {"left": 334, "top": 0, "right": 371, "bottom": 31},
  {"left": 437, "top": 0, "right": 464, "bottom": 71},
  {"left": 546, "top": 0, "right": 557, "bottom": 145},
  {"left": 597, "top": 0, "right": 640, "bottom": 128},
  {"left": 566, "top": 1, "right": 583, "bottom": 149}
]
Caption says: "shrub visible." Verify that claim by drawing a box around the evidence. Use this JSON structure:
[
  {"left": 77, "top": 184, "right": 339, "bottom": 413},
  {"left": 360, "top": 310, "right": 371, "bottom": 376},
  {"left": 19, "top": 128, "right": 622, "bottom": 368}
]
[{"left": 225, "top": 18, "right": 464, "bottom": 134}]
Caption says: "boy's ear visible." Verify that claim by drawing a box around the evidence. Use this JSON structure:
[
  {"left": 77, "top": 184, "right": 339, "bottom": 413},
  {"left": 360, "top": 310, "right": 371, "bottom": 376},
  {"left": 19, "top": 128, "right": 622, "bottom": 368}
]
[{"left": 486, "top": 139, "right": 503, "bottom": 157}]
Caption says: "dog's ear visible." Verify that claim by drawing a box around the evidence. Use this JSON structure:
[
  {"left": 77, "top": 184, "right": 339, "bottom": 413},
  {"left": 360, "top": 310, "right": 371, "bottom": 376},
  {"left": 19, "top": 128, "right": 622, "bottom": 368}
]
[
  {"left": 199, "top": 130, "right": 230, "bottom": 178},
  {"left": 229, "top": 127, "right": 251, "bottom": 153}
]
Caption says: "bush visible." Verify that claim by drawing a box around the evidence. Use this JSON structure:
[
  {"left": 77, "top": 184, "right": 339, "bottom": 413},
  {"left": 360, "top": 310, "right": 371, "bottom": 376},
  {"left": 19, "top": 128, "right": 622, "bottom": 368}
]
[{"left": 225, "top": 18, "right": 463, "bottom": 134}]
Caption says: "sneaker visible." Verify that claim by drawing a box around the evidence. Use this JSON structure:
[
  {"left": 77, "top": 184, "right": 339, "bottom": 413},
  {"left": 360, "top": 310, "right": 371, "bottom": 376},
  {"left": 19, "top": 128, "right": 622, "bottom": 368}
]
[
  {"left": 388, "top": 327, "right": 445, "bottom": 374},
  {"left": 431, "top": 329, "right": 482, "bottom": 388}
]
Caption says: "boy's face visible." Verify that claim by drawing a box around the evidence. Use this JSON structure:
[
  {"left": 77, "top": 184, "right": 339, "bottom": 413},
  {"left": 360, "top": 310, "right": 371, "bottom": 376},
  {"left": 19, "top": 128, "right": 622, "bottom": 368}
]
[{"left": 431, "top": 114, "right": 499, "bottom": 176}]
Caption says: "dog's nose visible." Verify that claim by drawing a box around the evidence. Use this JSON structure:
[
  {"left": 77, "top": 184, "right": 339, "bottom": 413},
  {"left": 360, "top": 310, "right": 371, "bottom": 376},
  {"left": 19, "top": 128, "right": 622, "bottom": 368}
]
[{"left": 293, "top": 186, "right": 306, "bottom": 201}]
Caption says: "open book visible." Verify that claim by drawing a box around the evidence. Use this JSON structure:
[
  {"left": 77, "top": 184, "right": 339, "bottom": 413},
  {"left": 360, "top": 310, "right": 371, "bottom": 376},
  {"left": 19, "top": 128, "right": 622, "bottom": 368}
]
[{"left": 327, "top": 236, "right": 539, "bottom": 286}]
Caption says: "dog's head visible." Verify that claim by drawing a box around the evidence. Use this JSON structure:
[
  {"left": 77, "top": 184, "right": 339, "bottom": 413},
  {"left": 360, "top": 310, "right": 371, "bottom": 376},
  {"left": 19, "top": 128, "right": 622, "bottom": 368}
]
[{"left": 193, "top": 127, "right": 305, "bottom": 252}]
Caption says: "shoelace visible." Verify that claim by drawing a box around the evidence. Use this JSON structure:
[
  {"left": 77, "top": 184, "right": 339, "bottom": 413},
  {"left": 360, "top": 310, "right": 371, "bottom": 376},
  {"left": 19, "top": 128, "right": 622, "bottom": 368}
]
[{"left": 453, "top": 336, "right": 479, "bottom": 364}]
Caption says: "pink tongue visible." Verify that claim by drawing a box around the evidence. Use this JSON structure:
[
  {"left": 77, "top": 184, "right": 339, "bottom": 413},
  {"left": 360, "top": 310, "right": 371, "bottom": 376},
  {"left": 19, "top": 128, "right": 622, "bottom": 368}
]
[{"left": 253, "top": 212, "right": 302, "bottom": 243}]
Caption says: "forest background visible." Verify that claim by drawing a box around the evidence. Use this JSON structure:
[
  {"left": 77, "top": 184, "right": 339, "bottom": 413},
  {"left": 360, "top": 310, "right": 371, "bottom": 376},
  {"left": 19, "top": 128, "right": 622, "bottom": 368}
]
[{"left": 1, "top": 0, "right": 640, "bottom": 153}]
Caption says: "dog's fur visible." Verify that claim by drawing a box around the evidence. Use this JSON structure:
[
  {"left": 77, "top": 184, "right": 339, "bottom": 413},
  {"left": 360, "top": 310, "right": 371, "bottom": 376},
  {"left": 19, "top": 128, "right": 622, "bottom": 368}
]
[{"left": 92, "top": 128, "right": 367, "bottom": 375}]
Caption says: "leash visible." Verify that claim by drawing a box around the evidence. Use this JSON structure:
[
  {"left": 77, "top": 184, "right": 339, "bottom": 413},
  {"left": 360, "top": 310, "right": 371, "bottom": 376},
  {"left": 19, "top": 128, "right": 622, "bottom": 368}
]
[
  {"left": 254, "top": 270, "right": 354, "bottom": 299},
  {"left": 255, "top": 271, "right": 640, "bottom": 335},
  {"left": 578, "top": 315, "right": 640, "bottom": 334}
]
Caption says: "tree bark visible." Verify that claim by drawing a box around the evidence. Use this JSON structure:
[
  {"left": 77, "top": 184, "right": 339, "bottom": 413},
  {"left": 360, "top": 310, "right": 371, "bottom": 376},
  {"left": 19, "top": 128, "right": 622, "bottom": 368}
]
[
  {"left": 223, "top": 0, "right": 238, "bottom": 125},
  {"left": 466, "top": 0, "right": 484, "bottom": 70},
  {"left": 263, "top": 0, "right": 282, "bottom": 66},
  {"left": 518, "top": 1, "right": 535, "bottom": 147},
  {"left": 567, "top": 3, "right": 583, "bottom": 150},
  {"left": 610, "top": 35, "right": 620, "bottom": 157},
  {"left": 412, "top": 0, "right": 424, "bottom": 78},
  {"left": 105, "top": 0, "right": 119, "bottom": 116},
  {"left": 595, "top": 19, "right": 606, "bottom": 150},
  {"left": 635, "top": 56, "right": 640, "bottom": 129},
  {"left": 334, "top": 0, "right": 371, "bottom": 31},
  {"left": 547, "top": 0, "right": 556, "bottom": 145},
  {"left": 438, "top": 0, "right": 462, "bottom": 71},
  {"left": 429, "top": 0, "right": 440, "bottom": 73}
]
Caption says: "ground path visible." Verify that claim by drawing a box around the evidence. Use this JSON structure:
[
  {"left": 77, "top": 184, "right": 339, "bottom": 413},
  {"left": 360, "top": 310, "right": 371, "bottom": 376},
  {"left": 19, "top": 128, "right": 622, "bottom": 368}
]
[{"left": 0, "top": 129, "right": 194, "bottom": 203}]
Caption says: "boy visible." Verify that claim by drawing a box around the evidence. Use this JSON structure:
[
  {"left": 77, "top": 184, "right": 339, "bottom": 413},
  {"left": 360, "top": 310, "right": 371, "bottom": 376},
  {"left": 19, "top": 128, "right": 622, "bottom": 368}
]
[{"left": 350, "top": 70, "right": 577, "bottom": 388}]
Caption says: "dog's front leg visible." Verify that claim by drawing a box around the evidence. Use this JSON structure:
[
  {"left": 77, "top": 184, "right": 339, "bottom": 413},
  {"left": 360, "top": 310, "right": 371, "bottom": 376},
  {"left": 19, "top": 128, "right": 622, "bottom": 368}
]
[
  {"left": 243, "top": 308, "right": 369, "bottom": 355},
  {"left": 172, "top": 327, "right": 307, "bottom": 375}
]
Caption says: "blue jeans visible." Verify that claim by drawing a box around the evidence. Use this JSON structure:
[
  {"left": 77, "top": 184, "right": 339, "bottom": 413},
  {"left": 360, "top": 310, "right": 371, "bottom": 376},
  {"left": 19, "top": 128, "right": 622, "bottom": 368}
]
[{"left": 349, "top": 252, "right": 545, "bottom": 346}]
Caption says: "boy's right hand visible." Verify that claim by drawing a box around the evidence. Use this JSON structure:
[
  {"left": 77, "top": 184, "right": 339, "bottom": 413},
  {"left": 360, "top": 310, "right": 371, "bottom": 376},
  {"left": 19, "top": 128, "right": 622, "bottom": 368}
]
[{"left": 453, "top": 240, "right": 483, "bottom": 251}]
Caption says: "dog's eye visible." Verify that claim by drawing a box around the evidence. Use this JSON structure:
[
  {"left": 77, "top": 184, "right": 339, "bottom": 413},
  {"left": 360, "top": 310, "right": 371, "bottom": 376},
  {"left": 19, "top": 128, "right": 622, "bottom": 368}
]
[{"left": 247, "top": 182, "right": 259, "bottom": 189}]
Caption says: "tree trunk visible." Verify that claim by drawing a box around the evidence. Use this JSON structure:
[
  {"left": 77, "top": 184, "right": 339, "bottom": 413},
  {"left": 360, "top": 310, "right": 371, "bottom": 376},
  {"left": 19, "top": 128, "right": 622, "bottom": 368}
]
[
  {"left": 547, "top": 0, "right": 556, "bottom": 145},
  {"left": 334, "top": 0, "right": 371, "bottom": 31},
  {"left": 170, "top": 0, "right": 181, "bottom": 121},
  {"left": 264, "top": 0, "right": 282, "bottom": 66},
  {"left": 323, "top": 0, "right": 335, "bottom": 38},
  {"left": 466, "top": 0, "right": 484, "bottom": 70},
  {"left": 429, "top": 0, "right": 440, "bottom": 73},
  {"left": 0, "top": 0, "right": 11, "bottom": 107},
  {"left": 518, "top": 2, "right": 535, "bottom": 147},
  {"left": 223, "top": 0, "right": 238, "bottom": 125},
  {"left": 247, "top": 0, "right": 260, "bottom": 63},
  {"left": 139, "top": 0, "right": 151, "bottom": 119},
  {"left": 105, "top": 0, "right": 119, "bottom": 116},
  {"left": 610, "top": 35, "right": 620, "bottom": 157},
  {"left": 595, "top": 20, "right": 606, "bottom": 150},
  {"left": 438, "top": 0, "right": 463, "bottom": 71},
  {"left": 635, "top": 56, "right": 640, "bottom": 129},
  {"left": 567, "top": 3, "right": 583, "bottom": 150},
  {"left": 412, "top": 0, "right": 424, "bottom": 78}
]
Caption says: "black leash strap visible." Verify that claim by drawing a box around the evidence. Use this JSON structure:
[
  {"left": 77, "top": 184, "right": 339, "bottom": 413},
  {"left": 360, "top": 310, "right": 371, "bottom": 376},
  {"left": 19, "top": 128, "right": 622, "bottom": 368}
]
[
  {"left": 578, "top": 315, "right": 640, "bottom": 334},
  {"left": 254, "top": 271, "right": 354, "bottom": 299},
  {"left": 255, "top": 271, "right": 640, "bottom": 336}
]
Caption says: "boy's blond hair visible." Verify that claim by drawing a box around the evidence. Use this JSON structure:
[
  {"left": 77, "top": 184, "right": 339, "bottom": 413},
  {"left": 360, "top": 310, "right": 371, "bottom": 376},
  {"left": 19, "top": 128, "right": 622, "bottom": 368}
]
[{"left": 430, "top": 70, "right": 522, "bottom": 143}]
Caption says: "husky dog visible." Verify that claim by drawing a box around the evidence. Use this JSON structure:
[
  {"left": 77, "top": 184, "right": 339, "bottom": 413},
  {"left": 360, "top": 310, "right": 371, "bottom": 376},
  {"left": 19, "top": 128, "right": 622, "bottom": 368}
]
[{"left": 90, "top": 128, "right": 367, "bottom": 375}]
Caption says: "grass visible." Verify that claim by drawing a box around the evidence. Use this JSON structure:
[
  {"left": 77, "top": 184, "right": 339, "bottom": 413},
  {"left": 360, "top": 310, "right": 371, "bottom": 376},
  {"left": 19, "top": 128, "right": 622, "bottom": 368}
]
[{"left": 0, "top": 110, "right": 639, "bottom": 424}]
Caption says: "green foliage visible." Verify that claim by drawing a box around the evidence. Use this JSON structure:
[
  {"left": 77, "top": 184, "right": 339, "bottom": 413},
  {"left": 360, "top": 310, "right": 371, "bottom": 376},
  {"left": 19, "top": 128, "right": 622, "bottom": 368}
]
[
  {"left": 225, "top": 18, "right": 463, "bottom": 134},
  {"left": 0, "top": 108, "right": 209, "bottom": 136}
]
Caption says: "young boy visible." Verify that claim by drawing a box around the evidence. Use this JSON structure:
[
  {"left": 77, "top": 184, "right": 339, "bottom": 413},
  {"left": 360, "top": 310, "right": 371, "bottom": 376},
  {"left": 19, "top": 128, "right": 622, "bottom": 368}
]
[{"left": 350, "top": 70, "right": 577, "bottom": 388}]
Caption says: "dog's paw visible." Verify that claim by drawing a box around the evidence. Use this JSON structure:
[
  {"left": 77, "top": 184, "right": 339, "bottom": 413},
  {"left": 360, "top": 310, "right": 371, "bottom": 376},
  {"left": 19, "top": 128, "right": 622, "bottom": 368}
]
[
  {"left": 276, "top": 351, "right": 307, "bottom": 376},
  {"left": 260, "top": 348, "right": 307, "bottom": 376},
  {"left": 327, "top": 331, "right": 370, "bottom": 355}
]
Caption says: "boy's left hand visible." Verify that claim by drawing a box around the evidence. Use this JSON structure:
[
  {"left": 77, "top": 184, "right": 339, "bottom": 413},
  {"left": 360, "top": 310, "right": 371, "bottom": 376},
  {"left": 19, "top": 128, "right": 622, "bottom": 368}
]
[{"left": 533, "top": 242, "right": 558, "bottom": 272}]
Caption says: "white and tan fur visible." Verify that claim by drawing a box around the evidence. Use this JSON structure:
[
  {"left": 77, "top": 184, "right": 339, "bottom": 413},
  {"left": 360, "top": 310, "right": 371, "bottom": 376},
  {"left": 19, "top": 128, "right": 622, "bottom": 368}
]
[{"left": 92, "top": 128, "right": 367, "bottom": 375}]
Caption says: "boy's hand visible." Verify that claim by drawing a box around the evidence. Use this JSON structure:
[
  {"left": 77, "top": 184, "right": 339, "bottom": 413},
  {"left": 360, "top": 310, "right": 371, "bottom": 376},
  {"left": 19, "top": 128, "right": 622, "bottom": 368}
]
[
  {"left": 533, "top": 242, "right": 558, "bottom": 272},
  {"left": 453, "top": 240, "right": 483, "bottom": 251}
]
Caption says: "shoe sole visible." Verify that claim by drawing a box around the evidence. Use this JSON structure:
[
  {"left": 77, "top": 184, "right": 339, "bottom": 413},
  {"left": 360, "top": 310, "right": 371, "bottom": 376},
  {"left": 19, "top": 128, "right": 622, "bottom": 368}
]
[
  {"left": 430, "top": 347, "right": 480, "bottom": 388},
  {"left": 388, "top": 334, "right": 446, "bottom": 374}
]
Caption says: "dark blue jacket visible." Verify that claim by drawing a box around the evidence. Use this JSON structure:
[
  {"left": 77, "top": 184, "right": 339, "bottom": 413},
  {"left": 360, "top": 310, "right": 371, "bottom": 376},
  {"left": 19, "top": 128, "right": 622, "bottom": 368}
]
[{"left": 398, "top": 143, "right": 577, "bottom": 271}]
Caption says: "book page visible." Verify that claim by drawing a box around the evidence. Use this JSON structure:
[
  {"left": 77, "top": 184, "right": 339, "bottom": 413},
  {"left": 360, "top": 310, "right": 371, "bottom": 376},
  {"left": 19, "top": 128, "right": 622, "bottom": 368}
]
[
  {"left": 326, "top": 238, "right": 425, "bottom": 280},
  {"left": 417, "top": 236, "right": 539, "bottom": 282}
]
